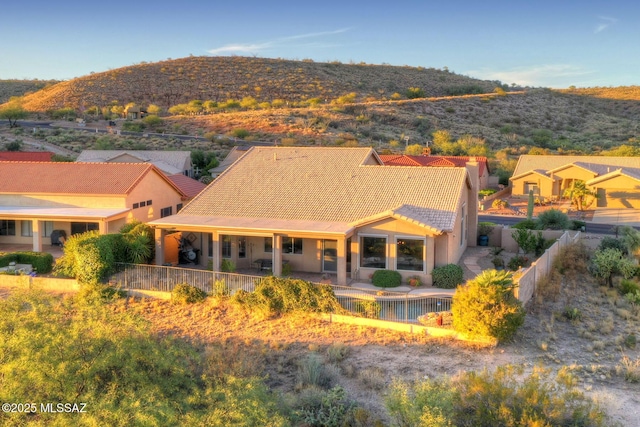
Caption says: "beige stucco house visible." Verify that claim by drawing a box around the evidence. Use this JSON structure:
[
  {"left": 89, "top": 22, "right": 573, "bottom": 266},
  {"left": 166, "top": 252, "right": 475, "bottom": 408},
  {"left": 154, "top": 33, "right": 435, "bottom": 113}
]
[
  {"left": 511, "top": 155, "right": 640, "bottom": 208},
  {"left": 150, "top": 147, "right": 478, "bottom": 286},
  {"left": 0, "top": 162, "right": 187, "bottom": 252}
]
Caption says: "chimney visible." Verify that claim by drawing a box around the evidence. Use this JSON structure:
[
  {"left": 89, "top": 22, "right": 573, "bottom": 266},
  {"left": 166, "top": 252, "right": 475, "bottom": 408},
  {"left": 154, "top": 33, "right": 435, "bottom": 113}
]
[{"left": 423, "top": 147, "right": 431, "bottom": 156}]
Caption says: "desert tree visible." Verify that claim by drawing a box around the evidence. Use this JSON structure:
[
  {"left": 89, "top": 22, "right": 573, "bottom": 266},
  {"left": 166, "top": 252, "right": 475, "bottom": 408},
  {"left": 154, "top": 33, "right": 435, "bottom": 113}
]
[{"left": 0, "top": 98, "right": 28, "bottom": 128}]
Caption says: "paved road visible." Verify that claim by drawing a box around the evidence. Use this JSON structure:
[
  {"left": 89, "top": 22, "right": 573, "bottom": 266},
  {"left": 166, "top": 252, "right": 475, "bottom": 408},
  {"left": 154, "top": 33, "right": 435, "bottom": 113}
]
[{"left": 479, "top": 214, "right": 633, "bottom": 235}]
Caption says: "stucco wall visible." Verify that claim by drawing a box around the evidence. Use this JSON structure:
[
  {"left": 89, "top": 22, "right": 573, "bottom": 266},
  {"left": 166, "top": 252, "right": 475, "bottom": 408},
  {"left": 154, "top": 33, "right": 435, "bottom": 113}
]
[
  {"left": 0, "top": 194, "right": 125, "bottom": 208},
  {"left": 126, "top": 172, "right": 184, "bottom": 223}
]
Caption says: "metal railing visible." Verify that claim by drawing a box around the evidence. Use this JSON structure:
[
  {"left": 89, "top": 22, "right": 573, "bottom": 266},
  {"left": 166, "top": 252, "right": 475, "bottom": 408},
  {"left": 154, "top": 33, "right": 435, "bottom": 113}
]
[{"left": 110, "top": 263, "right": 452, "bottom": 324}]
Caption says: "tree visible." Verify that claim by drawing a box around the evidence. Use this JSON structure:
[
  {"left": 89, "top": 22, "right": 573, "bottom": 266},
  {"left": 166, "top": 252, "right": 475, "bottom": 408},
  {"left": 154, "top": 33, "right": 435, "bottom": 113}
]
[
  {"left": 406, "top": 87, "right": 425, "bottom": 99},
  {"left": 591, "top": 248, "right": 636, "bottom": 287},
  {"left": 405, "top": 143, "right": 424, "bottom": 155},
  {"left": 0, "top": 100, "right": 28, "bottom": 128},
  {"left": 147, "top": 104, "right": 162, "bottom": 115},
  {"left": 452, "top": 269, "right": 525, "bottom": 341},
  {"left": 563, "top": 180, "right": 597, "bottom": 211}
]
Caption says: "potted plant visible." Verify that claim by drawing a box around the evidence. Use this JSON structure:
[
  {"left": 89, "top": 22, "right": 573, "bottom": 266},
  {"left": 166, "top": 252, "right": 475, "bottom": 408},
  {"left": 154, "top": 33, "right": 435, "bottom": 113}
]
[
  {"left": 407, "top": 275, "right": 422, "bottom": 287},
  {"left": 477, "top": 222, "right": 495, "bottom": 246},
  {"left": 492, "top": 256, "right": 505, "bottom": 270}
]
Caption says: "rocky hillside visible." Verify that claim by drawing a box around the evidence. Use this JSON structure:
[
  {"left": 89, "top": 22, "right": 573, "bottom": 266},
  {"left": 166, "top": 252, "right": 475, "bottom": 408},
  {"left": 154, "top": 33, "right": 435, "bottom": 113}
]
[
  {"left": 15, "top": 56, "right": 501, "bottom": 111},
  {"left": 0, "top": 79, "right": 58, "bottom": 104}
]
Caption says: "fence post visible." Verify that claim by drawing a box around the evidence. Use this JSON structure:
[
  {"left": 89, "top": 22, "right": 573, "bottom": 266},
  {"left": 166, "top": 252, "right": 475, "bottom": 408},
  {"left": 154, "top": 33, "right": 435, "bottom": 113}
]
[{"left": 405, "top": 295, "right": 408, "bottom": 323}]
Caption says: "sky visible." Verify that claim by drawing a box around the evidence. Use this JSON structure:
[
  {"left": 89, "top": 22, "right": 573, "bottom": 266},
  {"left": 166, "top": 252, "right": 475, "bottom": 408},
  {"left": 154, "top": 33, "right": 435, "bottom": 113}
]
[{"left": 1, "top": 0, "right": 639, "bottom": 88}]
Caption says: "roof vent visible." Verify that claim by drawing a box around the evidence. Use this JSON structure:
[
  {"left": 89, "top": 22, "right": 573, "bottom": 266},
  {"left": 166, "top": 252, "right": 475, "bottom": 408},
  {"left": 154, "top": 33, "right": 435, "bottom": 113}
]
[{"left": 273, "top": 153, "right": 277, "bottom": 161}]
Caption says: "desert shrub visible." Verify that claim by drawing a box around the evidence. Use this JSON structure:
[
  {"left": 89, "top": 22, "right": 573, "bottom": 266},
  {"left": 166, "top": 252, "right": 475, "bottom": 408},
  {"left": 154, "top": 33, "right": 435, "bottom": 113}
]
[
  {"left": 355, "top": 300, "right": 381, "bottom": 319},
  {"left": 624, "top": 291, "right": 640, "bottom": 305},
  {"left": 172, "top": 283, "right": 207, "bottom": 304},
  {"left": 572, "top": 220, "right": 587, "bottom": 230},
  {"left": 553, "top": 241, "right": 590, "bottom": 277},
  {"left": 452, "top": 269, "right": 525, "bottom": 341},
  {"left": 492, "top": 256, "right": 505, "bottom": 269},
  {"left": 478, "top": 188, "right": 497, "bottom": 198},
  {"left": 297, "top": 353, "right": 334, "bottom": 389},
  {"left": 291, "top": 385, "right": 358, "bottom": 427},
  {"left": 76, "top": 282, "right": 126, "bottom": 305},
  {"left": 213, "top": 279, "right": 230, "bottom": 297},
  {"left": 231, "top": 276, "right": 342, "bottom": 317},
  {"left": 537, "top": 208, "right": 571, "bottom": 230},
  {"left": 432, "top": 264, "right": 464, "bottom": 289},
  {"left": 507, "top": 255, "right": 529, "bottom": 271},
  {"left": 220, "top": 259, "right": 236, "bottom": 272},
  {"left": 387, "top": 365, "right": 610, "bottom": 427},
  {"left": 591, "top": 248, "right": 636, "bottom": 287},
  {"left": 326, "top": 342, "right": 350, "bottom": 363},
  {"left": 491, "top": 198, "right": 508, "bottom": 209},
  {"left": 121, "top": 121, "right": 145, "bottom": 132},
  {"left": 512, "top": 218, "right": 537, "bottom": 230},
  {"left": 230, "top": 128, "right": 250, "bottom": 139},
  {"left": 371, "top": 269, "right": 402, "bottom": 288},
  {"left": 598, "top": 236, "right": 628, "bottom": 255},
  {"left": 620, "top": 279, "right": 640, "bottom": 295},
  {"left": 281, "top": 262, "right": 292, "bottom": 277},
  {"left": 477, "top": 221, "right": 495, "bottom": 236},
  {"left": 563, "top": 306, "right": 582, "bottom": 321}
]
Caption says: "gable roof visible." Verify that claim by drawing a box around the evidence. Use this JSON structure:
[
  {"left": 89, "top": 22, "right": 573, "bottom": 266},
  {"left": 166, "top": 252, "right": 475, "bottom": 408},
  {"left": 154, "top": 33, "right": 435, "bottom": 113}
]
[
  {"left": 587, "top": 167, "right": 640, "bottom": 186},
  {"left": 166, "top": 174, "right": 208, "bottom": 198},
  {"left": 0, "top": 151, "right": 54, "bottom": 162},
  {"left": 513, "top": 155, "right": 640, "bottom": 178},
  {"left": 209, "top": 146, "right": 251, "bottom": 175},
  {"left": 0, "top": 162, "right": 186, "bottom": 197},
  {"left": 76, "top": 150, "right": 191, "bottom": 175},
  {"left": 154, "top": 147, "right": 469, "bottom": 234},
  {"left": 379, "top": 154, "right": 489, "bottom": 176}
]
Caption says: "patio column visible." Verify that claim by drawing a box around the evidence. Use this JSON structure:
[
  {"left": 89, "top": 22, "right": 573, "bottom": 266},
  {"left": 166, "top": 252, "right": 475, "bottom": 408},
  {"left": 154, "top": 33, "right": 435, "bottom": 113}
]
[
  {"left": 200, "top": 232, "right": 210, "bottom": 268},
  {"left": 154, "top": 228, "right": 166, "bottom": 266},
  {"left": 272, "top": 234, "right": 282, "bottom": 276},
  {"left": 426, "top": 236, "right": 435, "bottom": 276},
  {"left": 99, "top": 221, "right": 108, "bottom": 234},
  {"left": 211, "top": 231, "right": 220, "bottom": 271},
  {"left": 31, "top": 219, "right": 43, "bottom": 252},
  {"left": 336, "top": 236, "right": 347, "bottom": 286}
]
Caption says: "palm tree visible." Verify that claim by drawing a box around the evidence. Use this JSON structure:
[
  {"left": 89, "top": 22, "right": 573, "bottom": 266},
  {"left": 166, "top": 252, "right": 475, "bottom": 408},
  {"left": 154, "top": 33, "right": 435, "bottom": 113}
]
[{"left": 563, "top": 180, "right": 597, "bottom": 211}]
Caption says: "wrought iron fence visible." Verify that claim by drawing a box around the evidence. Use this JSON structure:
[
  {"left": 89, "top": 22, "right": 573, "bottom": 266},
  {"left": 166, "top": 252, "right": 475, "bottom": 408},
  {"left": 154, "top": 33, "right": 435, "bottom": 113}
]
[{"left": 110, "top": 263, "right": 452, "bottom": 324}]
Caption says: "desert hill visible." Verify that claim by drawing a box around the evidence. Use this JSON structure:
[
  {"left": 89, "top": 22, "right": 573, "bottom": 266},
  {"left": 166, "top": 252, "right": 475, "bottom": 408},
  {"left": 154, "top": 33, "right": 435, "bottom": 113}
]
[
  {"left": 0, "top": 79, "right": 58, "bottom": 104},
  {"left": 15, "top": 56, "right": 501, "bottom": 111}
]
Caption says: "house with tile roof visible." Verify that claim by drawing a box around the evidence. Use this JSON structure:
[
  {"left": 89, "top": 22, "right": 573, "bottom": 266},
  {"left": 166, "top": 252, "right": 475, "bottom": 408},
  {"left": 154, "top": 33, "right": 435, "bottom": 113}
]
[
  {"left": 150, "top": 147, "right": 478, "bottom": 286},
  {"left": 510, "top": 155, "right": 640, "bottom": 208},
  {"left": 379, "top": 154, "right": 490, "bottom": 189},
  {"left": 0, "top": 151, "right": 54, "bottom": 162},
  {"left": 76, "top": 150, "right": 194, "bottom": 177},
  {"left": 208, "top": 146, "right": 251, "bottom": 178},
  {"left": 0, "top": 162, "right": 187, "bottom": 252}
]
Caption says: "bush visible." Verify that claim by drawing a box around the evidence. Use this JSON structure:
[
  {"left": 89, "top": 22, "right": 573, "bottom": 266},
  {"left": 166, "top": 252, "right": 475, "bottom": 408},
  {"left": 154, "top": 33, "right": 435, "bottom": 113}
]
[
  {"left": 598, "top": 236, "right": 628, "bottom": 255},
  {"left": 296, "top": 353, "right": 334, "bottom": 389},
  {"left": 432, "top": 264, "right": 464, "bottom": 289},
  {"left": 512, "top": 219, "right": 537, "bottom": 230},
  {"left": 220, "top": 259, "right": 236, "bottom": 272},
  {"left": 478, "top": 188, "right": 497, "bottom": 198},
  {"left": 172, "top": 283, "right": 207, "bottom": 304},
  {"left": 371, "top": 270, "right": 402, "bottom": 288},
  {"left": 0, "top": 251, "right": 53, "bottom": 274},
  {"left": 620, "top": 279, "right": 640, "bottom": 295},
  {"left": 291, "top": 386, "right": 358, "bottom": 427},
  {"left": 507, "top": 255, "right": 529, "bottom": 271},
  {"left": 386, "top": 365, "right": 611, "bottom": 427},
  {"left": 452, "top": 269, "right": 525, "bottom": 341},
  {"left": 477, "top": 221, "right": 495, "bottom": 236},
  {"left": 121, "top": 121, "right": 145, "bottom": 132},
  {"left": 537, "top": 208, "right": 571, "bottom": 230},
  {"left": 355, "top": 300, "right": 381, "bottom": 319},
  {"left": 231, "top": 276, "right": 343, "bottom": 317},
  {"left": 492, "top": 198, "right": 509, "bottom": 209}
]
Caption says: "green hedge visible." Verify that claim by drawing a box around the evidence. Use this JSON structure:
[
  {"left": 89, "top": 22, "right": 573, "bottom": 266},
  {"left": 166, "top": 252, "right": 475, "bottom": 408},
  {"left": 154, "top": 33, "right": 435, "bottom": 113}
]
[
  {"left": 0, "top": 251, "right": 54, "bottom": 274},
  {"left": 371, "top": 270, "right": 402, "bottom": 288},
  {"left": 432, "top": 264, "right": 464, "bottom": 289}
]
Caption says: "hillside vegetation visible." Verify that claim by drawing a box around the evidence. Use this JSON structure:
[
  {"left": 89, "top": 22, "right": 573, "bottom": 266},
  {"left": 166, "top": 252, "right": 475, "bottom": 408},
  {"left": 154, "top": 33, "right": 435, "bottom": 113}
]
[{"left": 0, "top": 79, "right": 58, "bottom": 104}]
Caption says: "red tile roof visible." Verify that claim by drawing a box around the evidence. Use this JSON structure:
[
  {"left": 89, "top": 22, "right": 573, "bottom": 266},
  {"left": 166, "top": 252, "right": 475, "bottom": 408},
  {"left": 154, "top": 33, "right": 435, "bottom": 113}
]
[
  {"left": 0, "top": 151, "right": 54, "bottom": 162},
  {"left": 0, "top": 162, "right": 184, "bottom": 196},
  {"left": 167, "top": 174, "right": 207, "bottom": 198},
  {"left": 379, "top": 154, "right": 489, "bottom": 176}
]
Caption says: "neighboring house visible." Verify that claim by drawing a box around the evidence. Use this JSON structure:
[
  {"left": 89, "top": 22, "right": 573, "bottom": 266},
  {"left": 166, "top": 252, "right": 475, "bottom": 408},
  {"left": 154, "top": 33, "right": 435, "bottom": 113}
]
[
  {"left": 511, "top": 155, "right": 640, "bottom": 208},
  {"left": 0, "top": 162, "right": 187, "bottom": 252},
  {"left": 151, "top": 147, "right": 478, "bottom": 286},
  {"left": 379, "top": 154, "right": 491, "bottom": 189},
  {"left": 76, "top": 150, "right": 194, "bottom": 177},
  {"left": 166, "top": 174, "right": 208, "bottom": 200},
  {"left": 0, "top": 151, "right": 54, "bottom": 162},
  {"left": 126, "top": 106, "right": 147, "bottom": 120},
  {"left": 208, "top": 146, "right": 250, "bottom": 178}
]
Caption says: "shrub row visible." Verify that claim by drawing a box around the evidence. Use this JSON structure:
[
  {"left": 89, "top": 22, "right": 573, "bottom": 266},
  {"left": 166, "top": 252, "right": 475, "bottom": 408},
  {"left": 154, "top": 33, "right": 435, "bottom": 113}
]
[{"left": 0, "top": 251, "right": 54, "bottom": 274}]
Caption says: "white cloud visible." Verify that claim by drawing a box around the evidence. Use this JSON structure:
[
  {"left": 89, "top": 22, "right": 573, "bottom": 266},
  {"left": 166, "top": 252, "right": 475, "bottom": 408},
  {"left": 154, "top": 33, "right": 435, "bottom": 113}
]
[
  {"left": 468, "top": 64, "right": 595, "bottom": 88},
  {"left": 595, "top": 16, "right": 617, "bottom": 34},
  {"left": 208, "top": 28, "right": 351, "bottom": 55}
]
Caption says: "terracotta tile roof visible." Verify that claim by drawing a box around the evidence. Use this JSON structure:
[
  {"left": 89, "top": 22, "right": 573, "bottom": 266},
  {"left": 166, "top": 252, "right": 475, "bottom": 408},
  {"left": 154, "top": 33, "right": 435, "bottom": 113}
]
[
  {"left": 167, "top": 174, "right": 207, "bottom": 198},
  {"left": 76, "top": 150, "right": 191, "bottom": 174},
  {"left": 379, "top": 154, "right": 489, "bottom": 176},
  {"left": 169, "top": 147, "right": 468, "bottom": 233},
  {"left": 513, "top": 155, "right": 640, "bottom": 178},
  {"left": 0, "top": 151, "right": 54, "bottom": 162},
  {"left": 0, "top": 162, "right": 178, "bottom": 196}
]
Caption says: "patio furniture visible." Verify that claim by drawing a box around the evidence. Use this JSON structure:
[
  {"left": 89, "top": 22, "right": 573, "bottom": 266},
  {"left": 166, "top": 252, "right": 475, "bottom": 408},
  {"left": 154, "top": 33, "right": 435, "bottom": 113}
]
[{"left": 252, "top": 259, "right": 289, "bottom": 270}]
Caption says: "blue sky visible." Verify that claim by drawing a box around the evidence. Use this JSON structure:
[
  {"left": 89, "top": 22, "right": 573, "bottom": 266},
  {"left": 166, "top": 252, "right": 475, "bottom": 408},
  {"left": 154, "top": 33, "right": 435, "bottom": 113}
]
[{"left": 1, "top": 0, "right": 638, "bottom": 88}]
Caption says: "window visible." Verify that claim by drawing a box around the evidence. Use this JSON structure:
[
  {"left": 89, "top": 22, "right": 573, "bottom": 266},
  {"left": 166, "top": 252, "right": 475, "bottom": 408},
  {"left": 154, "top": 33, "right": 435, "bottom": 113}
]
[
  {"left": 21, "top": 221, "right": 52, "bottom": 237},
  {"left": 160, "top": 206, "right": 173, "bottom": 218},
  {"left": 147, "top": 200, "right": 152, "bottom": 206},
  {"left": 460, "top": 204, "right": 466, "bottom": 246},
  {"left": 133, "top": 203, "right": 139, "bottom": 209},
  {"left": 238, "top": 237, "right": 246, "bottom": 258},
  {"left": 283, "top": 237, "right": 303, "bottom": 254},
  {"left": 0, "top": 220, "right": 16, "bottom": 236},
  {"left": 222, "top": 235, "right": 232, "bottom": 258},
  {"left": 176, "top": 203, "right": 183, "bottom": 212},
  {"left": 140, "top": 201, "right": 146, "bottom": 207},
  {"left": 71, "top": 222, "right": 99, "bottom": 235},
  {"left": 396, "top": 238, "right": 425, "bottom": 271},
  {"left": 264, "top": 237, "right": 272, "bottom": 253},
  {"left": 360, "top": 236, "right": 386, "bottom": 268}
]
